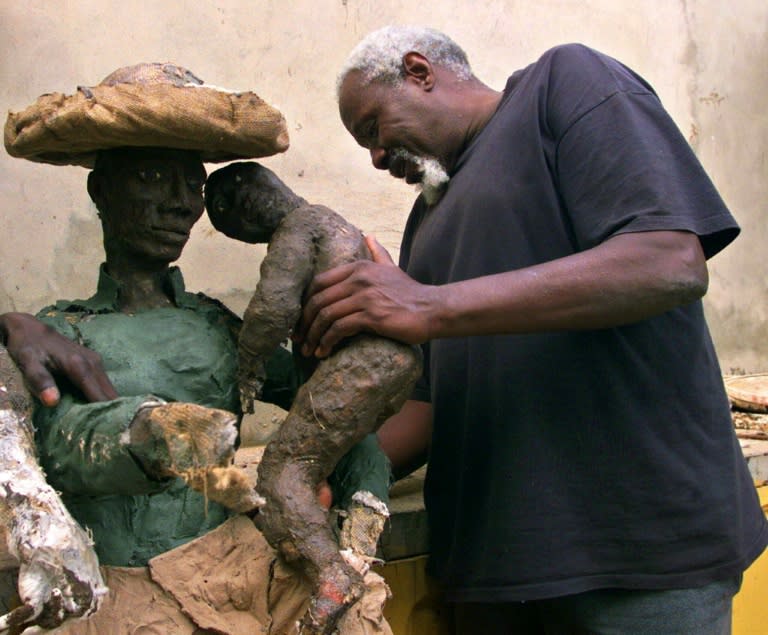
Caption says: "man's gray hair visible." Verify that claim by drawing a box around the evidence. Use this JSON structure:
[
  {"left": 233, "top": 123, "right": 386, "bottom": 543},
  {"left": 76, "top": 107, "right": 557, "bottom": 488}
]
[{"left": 336, "top": 25, "right": 473, "bottom": 96}]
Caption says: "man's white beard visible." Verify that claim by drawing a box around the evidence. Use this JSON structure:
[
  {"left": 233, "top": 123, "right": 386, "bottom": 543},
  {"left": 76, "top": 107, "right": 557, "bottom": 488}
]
[{"left": 392, "top": 148, "right": 450, "bottom": 206}]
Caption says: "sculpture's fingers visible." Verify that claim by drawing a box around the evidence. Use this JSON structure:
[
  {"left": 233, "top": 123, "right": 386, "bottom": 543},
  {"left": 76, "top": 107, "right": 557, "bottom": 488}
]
[
  {"left": 0, "top": 603, "right": 36, "bottom": 634},
  {"left": 240, "top": 385, "right": 258, "bottom": 414}
]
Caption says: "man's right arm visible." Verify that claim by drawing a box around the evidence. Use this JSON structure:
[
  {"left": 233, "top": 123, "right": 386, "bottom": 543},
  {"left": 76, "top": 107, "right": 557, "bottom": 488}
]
[
  {"left": 0, "top": 312, "right": 118, "bottom": 406},
  {"left": 376, "top": 398, "right": 432, "bottom": 481}
]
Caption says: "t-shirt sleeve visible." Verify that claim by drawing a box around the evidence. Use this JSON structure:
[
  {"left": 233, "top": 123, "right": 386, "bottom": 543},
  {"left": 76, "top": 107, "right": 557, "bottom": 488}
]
[{"left": 552, "top": 55, "right": 739, "bottom": 259}]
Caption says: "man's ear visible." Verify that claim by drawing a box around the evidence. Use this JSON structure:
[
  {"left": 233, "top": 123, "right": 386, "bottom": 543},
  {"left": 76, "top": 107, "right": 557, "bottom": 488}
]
[{"left": 402, "top": 51, "right": 435, "bottom": 90}]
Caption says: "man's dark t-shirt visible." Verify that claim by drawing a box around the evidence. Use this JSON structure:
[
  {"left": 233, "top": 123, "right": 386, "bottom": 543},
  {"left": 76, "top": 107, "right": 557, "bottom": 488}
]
[{"left": 399, "top": 44, "right": 768, "bottom": 602}]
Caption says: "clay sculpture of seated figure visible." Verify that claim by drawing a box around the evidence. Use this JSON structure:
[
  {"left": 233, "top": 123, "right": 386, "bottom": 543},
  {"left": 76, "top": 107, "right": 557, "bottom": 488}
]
[{"left": 205, "top": 162, "right": 422, "bottom": 635}]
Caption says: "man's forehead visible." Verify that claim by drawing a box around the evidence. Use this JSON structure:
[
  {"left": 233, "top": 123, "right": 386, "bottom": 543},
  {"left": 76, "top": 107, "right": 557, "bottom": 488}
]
[
  {"left": 339, "top": 72, "right": 384, "bottom": 127},
  {"left": 338, "top": 71, "right": 368, "bottom": 108}
]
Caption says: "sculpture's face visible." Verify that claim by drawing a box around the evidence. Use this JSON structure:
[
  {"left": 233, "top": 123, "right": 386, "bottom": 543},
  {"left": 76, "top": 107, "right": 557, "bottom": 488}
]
[
  {"left": 92, "top": 147, "right": 206, "bottom": 265},
  {"left": 205, "top": 162, "right": 298, "bottom": 245}
]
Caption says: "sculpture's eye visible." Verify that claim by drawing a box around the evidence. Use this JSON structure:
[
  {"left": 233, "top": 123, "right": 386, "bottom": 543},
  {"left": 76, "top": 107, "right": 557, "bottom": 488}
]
[
  {"left": 138, "top": 168, "right": 163, "bottom": 183},
  {"left": 186, "top": 176, "right": 203, "bottom": 193},
  {"left": 234, "top": 173, "right": 243, "bottom": 184},
  {"left": 215, "top": 200, "right": 228, "bottom": 215}
]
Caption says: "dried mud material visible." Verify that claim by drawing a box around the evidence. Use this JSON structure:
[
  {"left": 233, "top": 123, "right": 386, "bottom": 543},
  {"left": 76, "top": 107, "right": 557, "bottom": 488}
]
[
  {"left": 212, "top": 167, "right": 423, "bottom": 633},
  {"left": 134, "top": 400, "right": 266, "bottom": 514},
  {"left": 250, "top": 208, "right": 423, "bottom": 632},
  {"left": 0, "top": 347, "right": 106, "bottom": 631}
]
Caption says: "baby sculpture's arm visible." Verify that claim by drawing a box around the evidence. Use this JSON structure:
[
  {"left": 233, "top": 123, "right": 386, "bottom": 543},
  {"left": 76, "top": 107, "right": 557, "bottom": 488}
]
[{"left": 238, "top": 212, "right": 316, "bottom": 412}]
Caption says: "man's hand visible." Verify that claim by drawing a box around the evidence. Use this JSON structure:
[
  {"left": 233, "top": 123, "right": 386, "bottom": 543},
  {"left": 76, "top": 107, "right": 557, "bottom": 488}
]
[
  {"left": 0, "top": 312, "right": 118, "bottom": 406},
  {"left": 316, "top": 481, "right": 333, "bottom": 510},
  {"left": 295, "top": 235, "right": 436, "bottom": 358}
]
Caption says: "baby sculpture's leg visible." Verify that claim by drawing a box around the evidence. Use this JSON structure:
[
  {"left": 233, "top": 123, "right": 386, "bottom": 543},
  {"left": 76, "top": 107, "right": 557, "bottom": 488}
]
[{"left": 255, "top": 335, "right": 421, "bottom": 635}]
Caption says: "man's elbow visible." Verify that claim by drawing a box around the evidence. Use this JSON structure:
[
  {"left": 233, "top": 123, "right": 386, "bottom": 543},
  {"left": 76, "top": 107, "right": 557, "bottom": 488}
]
[{"left": 671, "top": 236, "right": 709, "bottom": 305}]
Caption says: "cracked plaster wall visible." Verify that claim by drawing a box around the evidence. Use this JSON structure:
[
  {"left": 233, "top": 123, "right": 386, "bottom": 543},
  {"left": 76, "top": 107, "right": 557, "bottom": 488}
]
[{"left": 1, "top": 0, "right": 765, "bottom": 370}]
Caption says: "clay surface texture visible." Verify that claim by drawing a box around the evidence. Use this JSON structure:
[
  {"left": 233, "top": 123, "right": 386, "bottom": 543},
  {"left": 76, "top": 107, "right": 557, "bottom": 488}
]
[{"left": 206, "top": 162, "right": 422, "bottom": 634}]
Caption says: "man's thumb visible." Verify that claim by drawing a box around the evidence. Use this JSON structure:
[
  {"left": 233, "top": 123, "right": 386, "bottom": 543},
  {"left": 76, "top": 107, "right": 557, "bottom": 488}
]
[{"left": 364, "top": 234, "right": 395, "bottom": 265}]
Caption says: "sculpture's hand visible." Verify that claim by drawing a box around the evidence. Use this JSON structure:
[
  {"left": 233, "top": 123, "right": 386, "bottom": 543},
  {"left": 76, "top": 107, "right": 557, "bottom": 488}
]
[
  {"left": 0, "top": 312, "right": 118, "bottom": 406},
  {"left": 237, "top": 351, "right": 266, "bottom": 414},
  {"left": 0, "top": 529, "right": 106, "bottom": 634},
  {"left": 129, "top": 401, "right": 238, "bottom": 480},
  {"left": 0, "top": 346, "right": 106, "bottom": 634},
  {"left": 338, "top": 496, "right": 388, "bottom": 560},
  {"left": 329, "top": 434, "right": 393, "bottom": 559}
]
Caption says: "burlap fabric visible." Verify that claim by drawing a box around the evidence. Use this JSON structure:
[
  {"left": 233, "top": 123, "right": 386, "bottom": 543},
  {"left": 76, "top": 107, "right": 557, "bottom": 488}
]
[
  {"left": 4, "top": 62, "right": 289, "bottom": 168},
  {"left": 39, "top": 515, "right": 392, "bottom": 635}
]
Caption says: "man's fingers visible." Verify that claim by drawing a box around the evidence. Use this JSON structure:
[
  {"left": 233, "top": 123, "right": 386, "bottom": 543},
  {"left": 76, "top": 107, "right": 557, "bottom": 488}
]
[
  {"left": 38, "top": 386, "right": 61, "bottom": 408},
  {"left": 316, "top": 481, "right": 333, "bottom": 510},
  {"left": 313, "top": 311, "right": 372, "bottom": 359},
  {"left": 13, "top": 355, "right": 61, "bottom": 406},
  {"left": 304, "top": 262, "right": 358, "bottom": 300},
  {"left": 297, "top": 270, "right": 358, "bottom": 344},
  {"left": 2, "top": 313, "right": 119, "bottom": 406},
  {"left": 301, "top": 298, "right": 365, "bottom": 358},
  {"left": 86, "top": 358, "right": 119, "bottom": 401},
  {"left": 60, "top": 351, "right": 119, "bottom": 403},
  {"left": 364, "top": 234, "right": 395, "bottom": 265},
  {"left": 296, "top": 241, "right": 397, "bottom": 356},
  {"left": 78, "top": 374, "right": 119, "bottom": 403}
]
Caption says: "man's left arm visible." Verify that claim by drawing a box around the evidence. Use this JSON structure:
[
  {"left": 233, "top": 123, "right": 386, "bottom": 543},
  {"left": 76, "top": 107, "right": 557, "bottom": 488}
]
[{"left": 296, "top": 230, "right": 708, "bottom": 357}]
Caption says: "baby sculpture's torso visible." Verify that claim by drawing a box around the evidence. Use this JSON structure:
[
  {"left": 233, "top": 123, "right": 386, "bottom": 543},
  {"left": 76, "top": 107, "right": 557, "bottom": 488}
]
[{"left": 286, "top": 203, "right": 369, "bottom": 271}]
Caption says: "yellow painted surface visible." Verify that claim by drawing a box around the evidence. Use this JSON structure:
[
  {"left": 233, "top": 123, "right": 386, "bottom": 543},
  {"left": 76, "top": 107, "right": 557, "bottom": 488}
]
[
  {"left": 732, "top": 484, "right": 768, "bottom": 635},
  {"left": 380, "top": 485, "right": 768, "bottom": 635},
  {"left": 378, "top": 556, "right": 450, "bottom": 635}
]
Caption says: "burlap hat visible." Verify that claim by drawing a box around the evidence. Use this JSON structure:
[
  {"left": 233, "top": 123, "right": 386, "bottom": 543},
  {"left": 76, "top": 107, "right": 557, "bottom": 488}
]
[{"left": 4, "top": 62, "right": 290, "bottom": 168}]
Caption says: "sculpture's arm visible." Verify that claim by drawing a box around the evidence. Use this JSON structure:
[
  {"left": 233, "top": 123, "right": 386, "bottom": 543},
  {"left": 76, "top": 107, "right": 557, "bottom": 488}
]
[{"left": 238, "top": 220, "right": 316, "bottom": 412}]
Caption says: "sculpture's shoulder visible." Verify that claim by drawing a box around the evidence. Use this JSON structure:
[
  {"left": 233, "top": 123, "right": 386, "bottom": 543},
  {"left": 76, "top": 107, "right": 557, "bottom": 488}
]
[
  {"left": 280, "top": 203, "right": 368, "bottom": 270},
  {"left": 290, "top": 203, "right": 361, "bottom": 234}
]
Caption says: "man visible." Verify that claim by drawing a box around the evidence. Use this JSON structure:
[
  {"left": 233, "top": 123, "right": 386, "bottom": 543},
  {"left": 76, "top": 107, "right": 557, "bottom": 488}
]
[{"left": 294, "top": 26, "right": 768, "bottom": 633}]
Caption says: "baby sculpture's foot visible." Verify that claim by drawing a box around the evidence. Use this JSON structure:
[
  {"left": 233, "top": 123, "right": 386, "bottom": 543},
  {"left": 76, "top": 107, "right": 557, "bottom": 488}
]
[{"left": 299, "top": 560, "right": 365, "bottom": 635}]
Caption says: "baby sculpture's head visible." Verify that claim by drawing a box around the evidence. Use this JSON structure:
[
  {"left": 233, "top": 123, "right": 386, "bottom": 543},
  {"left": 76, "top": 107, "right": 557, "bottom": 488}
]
[{"left": 205, "top": 162, "right": 307, "bottom": 244}]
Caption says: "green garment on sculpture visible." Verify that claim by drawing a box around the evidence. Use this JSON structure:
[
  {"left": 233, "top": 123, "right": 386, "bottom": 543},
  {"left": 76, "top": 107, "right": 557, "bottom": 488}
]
[
  {"left": 34, "top": 265, "right": 297, "bottom": 566},
  {"left": 328, "top": 433, "right": 393, "bottom": 508}
]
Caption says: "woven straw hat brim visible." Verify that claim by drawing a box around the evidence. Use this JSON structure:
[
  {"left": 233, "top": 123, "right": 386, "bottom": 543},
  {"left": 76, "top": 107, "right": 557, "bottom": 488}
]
[{"left": 4, "top": 82, "right": 290, "bottom": 168}]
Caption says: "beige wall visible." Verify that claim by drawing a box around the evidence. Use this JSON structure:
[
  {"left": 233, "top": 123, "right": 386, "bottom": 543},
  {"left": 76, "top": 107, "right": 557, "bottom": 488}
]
[{"left": 1, "top": 0, "right": 766, "bottom": 371}]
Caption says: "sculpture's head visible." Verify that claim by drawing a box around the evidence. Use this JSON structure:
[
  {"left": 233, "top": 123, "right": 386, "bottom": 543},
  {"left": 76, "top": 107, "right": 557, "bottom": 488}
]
[
  {"left": 88, "top": 146, "right": 206, "bottom": 266},
  {"left": 205, "top": 161, "right": 307, "bottom": 244}
]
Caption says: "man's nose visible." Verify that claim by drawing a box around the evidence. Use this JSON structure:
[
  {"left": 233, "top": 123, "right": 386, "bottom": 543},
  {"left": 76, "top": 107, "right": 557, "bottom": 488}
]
[{"left": 369, "top": 147, "right": 388, "bottom": 171}]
